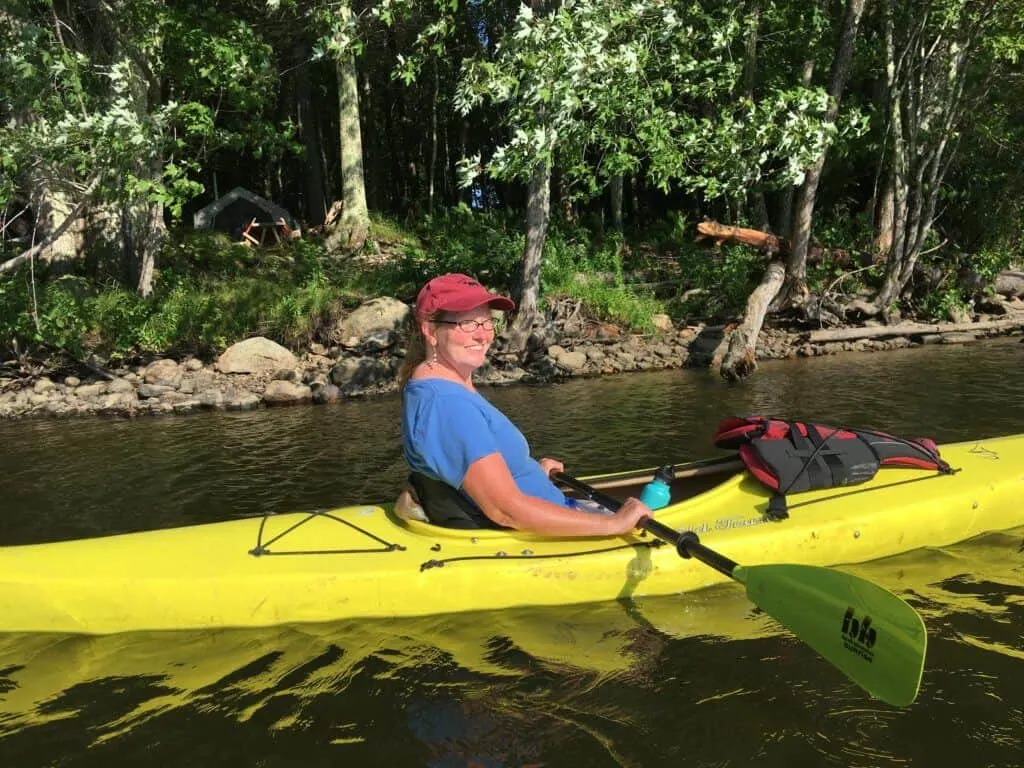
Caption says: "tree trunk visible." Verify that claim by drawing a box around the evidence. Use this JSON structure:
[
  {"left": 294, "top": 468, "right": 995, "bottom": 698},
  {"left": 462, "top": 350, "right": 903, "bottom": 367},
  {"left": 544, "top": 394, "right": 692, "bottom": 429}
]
[
  {"left": 23, "top": 171, "right": 83, "bottom": 266},
  {"left": 428, "top": 59, "right": 439, "bottom": 214},
  {"left": 720, "top": 261, "right": 786, "bottom": 381},
  {"left": 780, "top": 0, "right": 867, "bottom": 308},
  {"left": 512, "top": 162, "right": 552, "bottom": 340},
  {"left": 777, "top": 56, "right": 818, "bottom": 239},
  {"left": 872, "top": 0, "right": 980, "bottom": 313},
  {"left": 743, "top": 0, "right": 770, "bottom": 232},
  {"left": 609, "top": 174, "right": 624, "bottom": 232},
  {"left": 327, "top": 5, "right": 369, "bottom": 252},
  {"left": 295, "top": 40, "right": 327, "bottom": 225},
  {"left": 873, "top": 174, "right": 894, "bottom": 256}
]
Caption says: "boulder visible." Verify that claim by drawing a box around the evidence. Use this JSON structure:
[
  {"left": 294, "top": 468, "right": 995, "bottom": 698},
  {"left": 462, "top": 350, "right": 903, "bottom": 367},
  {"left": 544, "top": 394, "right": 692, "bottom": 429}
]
[
  {"left": 332, "top": 297, "right": 410, "bottom": 349},
  {"left": 651, "top": 313, "right": 674, "bottom": 333},
  {"left": 143, "top": 359, "right": 183, "bottom": 387},
  {"left": 108, "top": 377, "right": 137, "bottom": 394},
  {"left": 555, "top": 350, "right": 587, "bottom": 371},
  {"left": 262, "top": 380, "right": 313, "bottom": 406},
  {"left": 329, "top": 358, "right": 393, "bottom": 390},
  {"left": 216, "top": 337, "right": 298, "bottom": 374}
]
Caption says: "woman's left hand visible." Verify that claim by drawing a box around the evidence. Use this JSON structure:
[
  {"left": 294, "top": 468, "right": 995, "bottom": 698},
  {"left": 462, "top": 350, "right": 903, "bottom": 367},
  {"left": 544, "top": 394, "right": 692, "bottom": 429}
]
[{"left": 538, "top": 457, "right": 564, "bottom": 477}]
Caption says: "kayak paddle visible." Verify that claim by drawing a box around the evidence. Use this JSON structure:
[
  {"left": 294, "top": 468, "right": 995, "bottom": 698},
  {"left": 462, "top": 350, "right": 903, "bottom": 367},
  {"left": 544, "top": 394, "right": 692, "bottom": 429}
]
[{"left": 552, "top": 471, "right": 927, "bottom": 707}]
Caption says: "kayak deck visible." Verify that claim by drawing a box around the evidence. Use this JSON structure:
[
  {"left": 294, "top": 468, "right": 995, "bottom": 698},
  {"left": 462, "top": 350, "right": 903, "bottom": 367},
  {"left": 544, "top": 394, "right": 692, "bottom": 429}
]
[{"left": 1, "top": 434, "right": 1022, "bottom": 634}]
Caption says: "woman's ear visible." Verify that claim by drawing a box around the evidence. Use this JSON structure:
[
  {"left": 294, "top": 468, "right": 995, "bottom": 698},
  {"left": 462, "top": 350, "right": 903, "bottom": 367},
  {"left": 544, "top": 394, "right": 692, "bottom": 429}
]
[{"left": 420, "top": 318, "right": 439, "bottom": 348}]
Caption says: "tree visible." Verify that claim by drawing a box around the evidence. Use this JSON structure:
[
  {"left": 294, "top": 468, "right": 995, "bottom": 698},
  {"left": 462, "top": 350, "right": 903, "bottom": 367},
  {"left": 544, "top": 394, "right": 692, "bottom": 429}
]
[
  {"left": 456, "top": 0, "right": 835, "bottom": 346},
  {"left": 322, "top": 2, "right": 370, "bottom": 251},
  {"left": 868, "top": 0, "right": 1016, "bottom": 316},
  {"left": 0, "top": 0, "right": 283, "bottom": 293},
  {"left": 778, "top": 0, "right": 867, "bottom": 308}
]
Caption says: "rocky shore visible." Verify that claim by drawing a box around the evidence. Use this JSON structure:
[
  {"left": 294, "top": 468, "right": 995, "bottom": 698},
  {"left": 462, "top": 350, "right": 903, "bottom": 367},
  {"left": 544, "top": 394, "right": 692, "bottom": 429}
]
[{"left": 2, "top": 296, "right": 1022, "bottom": 420}]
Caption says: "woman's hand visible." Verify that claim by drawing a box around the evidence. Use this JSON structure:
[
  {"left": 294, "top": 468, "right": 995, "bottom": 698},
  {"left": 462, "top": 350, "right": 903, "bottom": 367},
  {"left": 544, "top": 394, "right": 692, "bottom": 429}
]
[
  {"left": 538, "top": 457, "right": 564, "bottom": 477},
  {"left": 606, "top": 497, "right": 653, "bottom": 535}
]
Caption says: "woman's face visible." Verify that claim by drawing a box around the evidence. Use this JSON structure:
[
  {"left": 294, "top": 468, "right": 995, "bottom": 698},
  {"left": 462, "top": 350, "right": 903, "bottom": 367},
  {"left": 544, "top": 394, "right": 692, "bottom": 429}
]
[{"left": 428, "top": 307, "right": 497, "bottom": 374}]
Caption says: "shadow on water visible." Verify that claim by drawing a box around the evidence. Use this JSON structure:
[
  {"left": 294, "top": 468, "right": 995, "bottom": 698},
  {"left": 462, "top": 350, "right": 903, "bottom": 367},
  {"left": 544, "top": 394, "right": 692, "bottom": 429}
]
[{"left": 1, "top": 338, "right": 1023, "bottom": 766}]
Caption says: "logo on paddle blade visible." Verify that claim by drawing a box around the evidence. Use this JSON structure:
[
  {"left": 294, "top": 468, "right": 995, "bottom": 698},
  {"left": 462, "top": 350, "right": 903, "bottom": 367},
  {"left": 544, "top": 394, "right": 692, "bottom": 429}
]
[{"left": 841, "top": 607, "right": 876, "bottom": 662}]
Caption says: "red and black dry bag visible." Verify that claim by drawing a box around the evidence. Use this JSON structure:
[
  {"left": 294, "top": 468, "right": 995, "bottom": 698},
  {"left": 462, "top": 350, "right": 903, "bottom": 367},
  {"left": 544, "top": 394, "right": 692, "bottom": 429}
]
[{"left": 713, "top": 416, "right": 955, "bottom": 521}]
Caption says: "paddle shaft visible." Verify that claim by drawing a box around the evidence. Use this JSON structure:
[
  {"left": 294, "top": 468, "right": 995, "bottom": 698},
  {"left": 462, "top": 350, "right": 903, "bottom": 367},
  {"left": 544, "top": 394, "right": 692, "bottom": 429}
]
[{"left": 552, "top": 472, "right": 739, "bottom": 578}]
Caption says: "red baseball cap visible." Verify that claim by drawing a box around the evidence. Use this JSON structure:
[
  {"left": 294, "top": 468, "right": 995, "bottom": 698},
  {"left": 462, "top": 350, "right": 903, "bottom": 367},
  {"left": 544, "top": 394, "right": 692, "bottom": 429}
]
[{"left": 415, "top": 273, "right": 515, "bottom": 317}]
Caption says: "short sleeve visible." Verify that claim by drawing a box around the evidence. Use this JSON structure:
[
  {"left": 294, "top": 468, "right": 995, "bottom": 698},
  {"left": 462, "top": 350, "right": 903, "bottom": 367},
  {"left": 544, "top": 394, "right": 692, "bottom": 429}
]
[{"left": 407, "top": 390, "right": 501, "bottom": 488}]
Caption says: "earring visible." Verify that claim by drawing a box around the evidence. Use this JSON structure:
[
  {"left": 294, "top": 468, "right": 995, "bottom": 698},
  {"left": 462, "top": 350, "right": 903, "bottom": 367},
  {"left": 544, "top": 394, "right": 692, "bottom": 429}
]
[{"left": 427, "top": 348, "right": 438, "bottom": 368}]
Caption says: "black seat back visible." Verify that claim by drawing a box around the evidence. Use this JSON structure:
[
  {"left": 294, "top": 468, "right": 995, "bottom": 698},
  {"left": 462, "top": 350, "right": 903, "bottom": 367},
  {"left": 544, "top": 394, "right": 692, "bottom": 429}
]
[{"left": 408, "top": 472, "right": 506, "bottom": 530}]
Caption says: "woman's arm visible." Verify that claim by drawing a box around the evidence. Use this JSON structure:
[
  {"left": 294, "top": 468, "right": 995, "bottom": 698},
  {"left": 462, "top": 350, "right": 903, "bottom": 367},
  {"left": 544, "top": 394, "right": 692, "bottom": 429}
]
[{"left": 462, "top": 452, "right": 651, "bottom": 536}]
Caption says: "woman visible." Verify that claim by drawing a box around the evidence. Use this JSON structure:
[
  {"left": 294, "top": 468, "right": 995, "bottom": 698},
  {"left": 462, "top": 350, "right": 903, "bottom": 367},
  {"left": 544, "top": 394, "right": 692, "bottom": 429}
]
[{"left": 399, "top": 272, "right": 652, "bottom": 536}]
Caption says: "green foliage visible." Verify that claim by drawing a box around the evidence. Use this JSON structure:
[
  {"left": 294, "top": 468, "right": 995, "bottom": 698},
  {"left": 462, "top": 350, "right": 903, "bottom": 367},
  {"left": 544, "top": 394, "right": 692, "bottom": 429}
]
[
  {"left": 0, "top": 234, "right": 354, "bottom": 359},
  {"left": 356, "top": 207, "right": 525, "bottom": 298},
  {"left": 455, "top": 0, "right": 836, "bottom": 204},
  {"left": 542, "top": 231, "right": 664, "bottom": 331},
  {"left": 918, "top": 285, "right": 971, "bottom": 323},
  {"left": 671, "top": 242, "right": 764, "bottom": 319}
]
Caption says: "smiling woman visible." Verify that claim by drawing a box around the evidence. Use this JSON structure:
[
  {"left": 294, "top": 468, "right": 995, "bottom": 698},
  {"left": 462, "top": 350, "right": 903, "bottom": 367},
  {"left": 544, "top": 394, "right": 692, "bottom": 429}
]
[{"left": 398, "top": 273, "right": 653, "bottom": 536}]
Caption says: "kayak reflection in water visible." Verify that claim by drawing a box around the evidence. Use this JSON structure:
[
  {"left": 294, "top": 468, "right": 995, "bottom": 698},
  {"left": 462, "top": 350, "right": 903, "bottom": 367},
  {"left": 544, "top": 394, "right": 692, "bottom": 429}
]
[{"left": 397, "top": 272, "right": 652, "bottom": 536}]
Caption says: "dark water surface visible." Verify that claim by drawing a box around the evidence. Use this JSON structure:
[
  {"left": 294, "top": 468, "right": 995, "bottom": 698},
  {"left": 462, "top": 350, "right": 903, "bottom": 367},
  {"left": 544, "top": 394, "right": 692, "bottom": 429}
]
[{"left": 1, "top": 338, "right": 1023, "bottom": 766}]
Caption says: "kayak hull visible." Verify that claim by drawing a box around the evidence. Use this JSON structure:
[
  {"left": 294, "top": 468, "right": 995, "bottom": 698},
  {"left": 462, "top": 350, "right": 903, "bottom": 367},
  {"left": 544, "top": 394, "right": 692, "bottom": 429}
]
[{"left": 2, "top": 434, "right": 1023, "bottom": 635}]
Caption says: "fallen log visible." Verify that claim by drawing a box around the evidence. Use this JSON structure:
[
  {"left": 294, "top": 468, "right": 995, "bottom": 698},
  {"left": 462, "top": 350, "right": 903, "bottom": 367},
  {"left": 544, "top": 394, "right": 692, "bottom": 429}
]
[
  {"left": 805, "top": 316, "right": 1024, "bottom": 344},
  {"left": 695, "top": 220, "right": 868, "bottom": 267},
  {"left": 720, "top": 260, "right": 786, "bottom": 381}
]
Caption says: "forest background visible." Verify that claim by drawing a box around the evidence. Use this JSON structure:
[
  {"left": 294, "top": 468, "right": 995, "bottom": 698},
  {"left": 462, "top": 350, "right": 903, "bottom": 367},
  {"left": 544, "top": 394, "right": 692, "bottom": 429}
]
[{"left": 2, "top": 0, "right": 1022, "bottom": 375}]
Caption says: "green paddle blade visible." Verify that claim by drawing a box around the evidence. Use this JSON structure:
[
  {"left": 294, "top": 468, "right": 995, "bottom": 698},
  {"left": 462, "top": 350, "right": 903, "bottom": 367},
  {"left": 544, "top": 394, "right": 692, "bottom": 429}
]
[{"left": 734, "top": 563, "right": 926, "bottom": 707}]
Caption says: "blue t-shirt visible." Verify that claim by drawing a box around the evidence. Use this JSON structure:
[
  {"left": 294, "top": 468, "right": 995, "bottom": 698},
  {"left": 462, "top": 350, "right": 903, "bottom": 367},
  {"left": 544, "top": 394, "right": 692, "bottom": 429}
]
[{"left": 402, "top": 379, "right": 567, "bottom": 507}]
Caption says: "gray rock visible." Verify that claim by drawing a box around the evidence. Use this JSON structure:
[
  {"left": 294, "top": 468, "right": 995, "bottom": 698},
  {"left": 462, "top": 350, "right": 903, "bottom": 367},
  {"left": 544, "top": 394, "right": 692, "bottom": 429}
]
[
  {"left": 555, "top": 350, "right": 588, "bottom": 371},
  {"left": 139, "top": 383, "right": 176, "bottom": 399},
  {"left": 273, "top": 368, "right": 298, "bottom": 382},
  {"left": 651, "top": 313, "right": 674, "bottom": 333},
  {"left": 29, "top": 392, "right": 52, "bottom": 406},
  {"left": 312, "top": 383, "right": 343, "bottom": 404},
  {"left": 159, "top": 391, "right": 193, "bottom": 404},
  {"left": 33, "top": 378, "right": 56, "bottom": 393},
  {"left": 225, "top": 390, "right": 261, "bottom": 410},
  {"left": 108, "top": 377, "right": 136, "bottom": 394},
  {"left": 75, "top": 382, "right": 108, "bottom": 399},
  {"left": 197, "top": 390, "right": 226, "bottom": 408},
  {"left": 143, "top": 359, "right": 183, "bottom": 387},
  {"left": 216, "top": 337, "right": 298, "bottom": 374},
  {"left": 63, "top": 376, "right": 81, "bottom": 387},
  {"left": 184, "top": 358, "right": 205, "bottom": 371},
  {"left": 329, "top": 358, "right": 392, "bottom": 390},
  {"left": 100, "top": 391, "right": 138, "bottom": 411},
  {"left": 332, "top": 297, "right": 410, "bottom": 348},
  {"left": 941, "top": 332, "right": 978, "bottom": 345},
  {"left": 262, "top": 380, "right": 313, "bottom": 406}
]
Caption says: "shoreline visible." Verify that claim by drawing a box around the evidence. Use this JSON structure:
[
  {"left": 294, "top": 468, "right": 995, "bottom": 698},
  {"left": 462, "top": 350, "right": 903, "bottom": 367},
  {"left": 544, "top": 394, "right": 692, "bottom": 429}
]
[{"left": 2, "top": 312, "right": 1022, "bottom": 422}]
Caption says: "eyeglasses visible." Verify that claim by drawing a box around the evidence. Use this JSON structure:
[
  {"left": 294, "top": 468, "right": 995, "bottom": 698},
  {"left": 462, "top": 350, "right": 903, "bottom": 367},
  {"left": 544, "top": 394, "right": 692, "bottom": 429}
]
[{"left": 433, "top": 318, "right": 499, "bottom": 333}]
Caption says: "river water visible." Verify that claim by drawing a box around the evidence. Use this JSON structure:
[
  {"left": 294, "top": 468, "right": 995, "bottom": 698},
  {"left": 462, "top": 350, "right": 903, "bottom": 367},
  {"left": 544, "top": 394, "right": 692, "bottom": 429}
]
[{"left": 1, "top": 338, "right": 1023, "bottom": 766}]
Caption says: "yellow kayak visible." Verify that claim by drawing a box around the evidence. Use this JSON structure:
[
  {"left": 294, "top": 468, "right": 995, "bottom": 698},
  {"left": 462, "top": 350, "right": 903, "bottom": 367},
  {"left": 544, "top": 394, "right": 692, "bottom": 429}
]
[{"left": 1, "top": 434, "right": 1022, "bottom": 635}]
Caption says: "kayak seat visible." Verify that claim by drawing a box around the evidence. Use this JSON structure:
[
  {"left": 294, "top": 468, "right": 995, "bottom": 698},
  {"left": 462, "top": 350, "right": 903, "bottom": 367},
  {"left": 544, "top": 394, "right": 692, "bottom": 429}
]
[{"left": 407, "top": 472, "right": 506, "bottom": 530}]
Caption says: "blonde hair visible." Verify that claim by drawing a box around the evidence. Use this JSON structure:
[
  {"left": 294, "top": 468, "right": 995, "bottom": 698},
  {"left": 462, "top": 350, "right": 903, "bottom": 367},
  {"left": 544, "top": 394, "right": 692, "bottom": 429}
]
[{"left": 398, "top": 310, "right": 444, "bottom": 389}]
